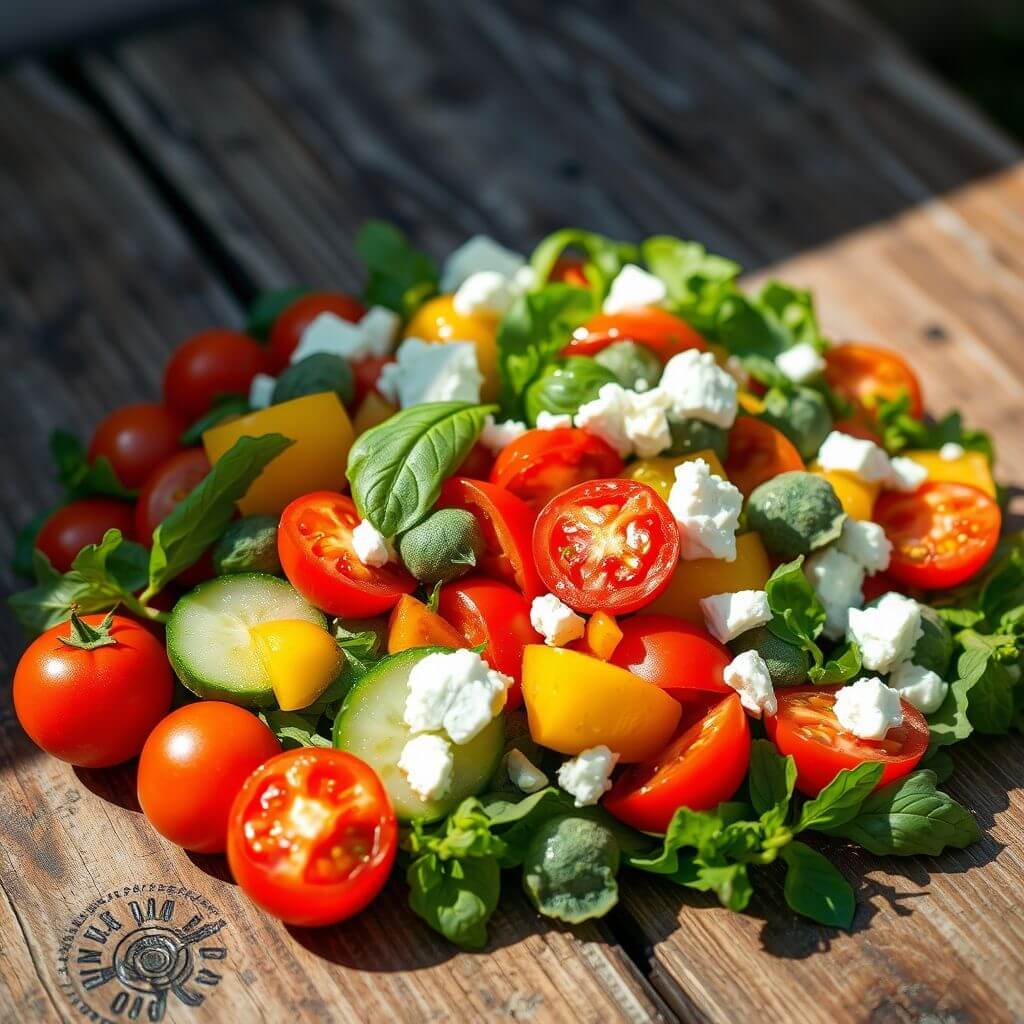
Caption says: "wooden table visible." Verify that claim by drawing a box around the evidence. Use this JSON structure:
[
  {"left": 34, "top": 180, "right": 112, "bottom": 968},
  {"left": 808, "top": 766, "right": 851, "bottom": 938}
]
[{"left": 3, "top": 2, "right": 1024, "bottom": 1021}]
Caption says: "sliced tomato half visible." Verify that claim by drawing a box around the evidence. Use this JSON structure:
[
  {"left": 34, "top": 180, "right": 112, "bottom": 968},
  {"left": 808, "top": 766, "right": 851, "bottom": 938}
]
[{"left": 824, "top": 342, "right": 923, "bottom": 426}]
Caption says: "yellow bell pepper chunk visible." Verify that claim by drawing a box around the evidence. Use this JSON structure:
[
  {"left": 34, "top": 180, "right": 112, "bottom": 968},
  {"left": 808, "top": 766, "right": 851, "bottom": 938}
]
[
  {"left": 584, "top": 611, "right": 623, "bottom": 662},
  {"left": 647, "top": 532, "right": 772, "bottom": 625},
  {"left": 737, "top": 392, "right": 765, "bottom": 415},
  {"left": 404, "top": 295, "right": 500, "bottom": 402},
  {"left": 903, "top": 449, "right": 996, "bottom": 499},
  {"left": 387, "top": 594, "right": 466, "bottom": 655},
  {"left": 203, "top": 392, "right": 354, "bottom": 516},
  {"left": 622, "top": 449, "right": 727, "bottom": 502},
  {"left": 352, "top": 391, "right": 398, "bottom": 435},
  {"left": 808, "top": 461, "right": 879, "bottom": 521},
  {"left": 521, "top": 646, "right": 681, "bottom": 762},
  {"left": 251, "top": 619, "right": 342, "bottom": 712}
]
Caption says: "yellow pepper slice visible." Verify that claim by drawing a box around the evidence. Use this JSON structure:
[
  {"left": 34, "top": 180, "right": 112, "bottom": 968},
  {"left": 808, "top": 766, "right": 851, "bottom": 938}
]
[
  {"left": 584, "top": 611, "right": 623, "bottom": 662},
  {"left": 622, "top": 449, "right": 727, "bottom": 502},
  {"left": 808, "top": 461, "right": 879, "bottom": 522},
  {"left": 903, "top": 449, "right": 996, "bottom": 499},
  {"left": 251, "top": 619, "right": 342, "bottom": 712}
]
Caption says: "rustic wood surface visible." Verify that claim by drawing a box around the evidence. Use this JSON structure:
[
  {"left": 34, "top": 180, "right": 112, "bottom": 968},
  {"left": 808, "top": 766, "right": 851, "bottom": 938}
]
[{"left": 3, "top": 0, "right": 1024, "bottom": 1021}]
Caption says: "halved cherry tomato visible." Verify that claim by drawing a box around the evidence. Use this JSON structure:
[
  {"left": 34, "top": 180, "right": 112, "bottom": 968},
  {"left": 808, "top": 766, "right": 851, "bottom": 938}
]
[
  {"left": 563, "top": 308, "right": 708, "bottom": 362},
  {"left": 437, "top": 575, "right": 540, "bottom": 709},
  {"left": 134, "top": 449, "right": 211, "bottom": 543},
  {"left": 437, "top": 477, "right": 543, "bottom": 599},
  {"left": 725, "top": 417, "right": 804, "bottom": 497},
  {"left": 387, "top": 594, "right": 466, "bottom": 654},
  {"left": 765, "top": 686, "right": 928, "bottom": 797},
  {"left": 227, "top": 748, "right": 397, "bottom": 927},
  {"left": 610, "top": 614, "right": 731, "bottom": 701},
  {"left": 490, "top": 428, "right": 623, "bottom": 511},
  {"left": 455, "top": 442, "right": 495, "bottom": 481},
  {"left": 267, "top": 292, "right": 366, "bottom": 373},
  {"left": 278, "top": 492, "right": 415, "bottom": 617},
  {"left": 351, "top": 354, "right": 394, "bottom": 408},
  {"left": 88, "top": 402, "right": 185, "bottom": 490},
  {"left": 605, "top": 694, "right": 751, "bottom": 833},
  {"left": 824, "top": 343, "right": 923, "bottom": 428},
  {"left": 36, "top": 499, "right": 136, "bottom": 573},
  {"left": 874, "top": 481, "right": 1000, "bottom": 590},
  {"left": 533, "top": 478, "right": 679, "bottom": 614}
]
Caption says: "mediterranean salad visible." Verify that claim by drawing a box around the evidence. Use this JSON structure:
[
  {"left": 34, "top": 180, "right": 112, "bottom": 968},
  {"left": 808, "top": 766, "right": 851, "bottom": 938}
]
[{"left": 10, "top": 222, "right": 1020, "bottom": 945}]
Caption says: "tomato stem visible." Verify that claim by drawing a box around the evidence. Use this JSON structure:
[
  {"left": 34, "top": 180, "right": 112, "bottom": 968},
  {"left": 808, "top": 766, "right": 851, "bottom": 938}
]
[
  {"left": 125, "top": 590, "right": 169, "bottom": 624},
  {"left": 59, "top": 607, "right": 118, "bottom": 650}
]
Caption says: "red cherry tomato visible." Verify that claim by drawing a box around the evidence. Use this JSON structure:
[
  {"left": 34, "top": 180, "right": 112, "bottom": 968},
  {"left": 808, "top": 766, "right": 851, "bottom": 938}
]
[
  {"left": 610, "top": 614, "right": 731, "bottom": 700},
  {"left": 824, "top": 343, "right": 924, "bottom": 427},
  {"left": 563, "top": 308, "right": 708, "bottom": 362},
  {"left": 438, "top": 575, "right": 541, "bottom": 709},
  {"left": 437, "top": 476, "right": 543, "bottom": 599},
  {"left": 278, "top": 492, "right": 415, "bottom": 617},
  {"left": 87, "top": 402, "right": 185, "bottom": 490},
  {"left": 36, "top": 499, "right": 136, "bottom": 573},
  {"left": 549, "top": 256, "right": 589, "bottom": 287},
  {"left": 874, "top": 481, "right": 1000, "bottom": 590},
  {"left": 352, "top": 354, "right": 395, "bottom": 407},
  {"left": 725, "top": 416, "right": 805, "bottom": 497},
  {"left": 13, "top": 613, "right": 173, "bottom": 768},
  {"left": 490, "top": 428, "right": 623, "bottom": 511},
  {"left": 267, "top": 292, "right": 366, "bottom": 373},
  {"left": 765, "top": 686, "right": 928, "bottom": 797},
  {"left": 134, "top": 448, "right": 211, "bottom": 543},
  {"left": 163, "top": 329, "right": 267, "bottom": 423},
  {"left": 138, "top": 702, "right": 281, "bottom": 853},
  {"left": 455, "top": 441, "right": 495, "bottom": 481},
  {"left": 533, "top": 478, "right": 680, "bottom": 614},
  {"left": 227, "top": 748, "right": 397, "bottom": 926},
  {"left": 605, "top": 694, "right": 751, "bottom": 833}
]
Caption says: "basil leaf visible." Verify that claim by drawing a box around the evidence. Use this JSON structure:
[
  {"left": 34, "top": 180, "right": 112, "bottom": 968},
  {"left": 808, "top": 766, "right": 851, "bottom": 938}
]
[
  {"left": 927, "top": 672, "right": 975, "bottom": 751},
  {"left": 72, "top": 529, "right": 149, "bottom": 594},
  {"left": 623, "top": 805, "right": 726, "bottom": 875},
  {"left": 756, "top": 282, "right": 824, "bottom": 350},
  {"left": 407, "top": 853, "right": 500, "bottom": 949},
  {"left": 765, "top": 557, "right": 826, "bottom": 647},
  {"left": 245, "top": 286, "right": 308, "bottom": 341},
  {"left": 875, "top": 396, "right": 994, "bottom": 463},
  {"left": 50, "top": 429, "right": 136, "bottom": 500},
  {"left": 747, "top": 740, "right": 796, "bottom": 832},
  {"left": 347, "top": 402, "right": 494, "bottom": 536},
  {"left": 684, "top": 861, "right": 753, "bottom": 912},
  {"left": 258, "top": 710, "right": 332, "bottom": 750},
  {"left": 529, "top": 228, "right": 637, "bottom": 299},
  {"left": 809, "top": 640, "right": 862, "bottom": 685},
  {"left": 967, "top": 659, "right": 1015, "bottom": 734},
  {"left": 148, "top": 433, "right": 293, "bottom": 593},
  {"left": 780, "top": 841, "right": 855, "bottom": 929},
  {"left": 356, "top": 220, "right": 438, "bottom": 318},
  {"left": 796, "top": 762, "right": 883, "bottom": 832},
  {"left": 180, "top": 396, "right": 250, "bottom": 446}
]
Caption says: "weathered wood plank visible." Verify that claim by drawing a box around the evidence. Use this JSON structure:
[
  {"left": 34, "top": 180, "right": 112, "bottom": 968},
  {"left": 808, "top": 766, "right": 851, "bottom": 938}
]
[{"left": 0, "top": 64, "right": 671, "bottom": 1024}]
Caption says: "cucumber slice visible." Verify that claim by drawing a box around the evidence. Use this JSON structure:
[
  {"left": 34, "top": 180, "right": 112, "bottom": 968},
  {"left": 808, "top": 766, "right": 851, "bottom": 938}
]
[
  {"left": 333, "top": 647, "right": 504, "bottom": 823},
  {"left": 167, "top": 573, "right": 326, "bottom": 707}
]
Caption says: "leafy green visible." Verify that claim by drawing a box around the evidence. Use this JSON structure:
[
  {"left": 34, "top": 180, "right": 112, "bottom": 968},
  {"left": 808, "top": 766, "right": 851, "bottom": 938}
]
[
  {"left": 11, "top": 507, "right": 56, "bottom": 579},
  {"left": 49, "top": 429, "right": 135, "bottom": 500},
  {"left": 529, "top": 228, "right": 637, "bottom": 299},
  {"left": 765, "top": 557, "right": 825, "bottom": 648},
  {"left": 756, "top": 282, "right": 825, "bottom": 350},
  {"left": 796, "top": 762, "right": 884, "bottom": 832},
  {"left": 180, "top": 396, "right": 250, "bottom": 446},
  {"left": 875, "top": 394, "right": 994, "bottom": 463},
  {"left": 747, "top": 740, "right": 796, "bottom": 834},
  {"left": 258, "top": 710, "right": 332, "bottom": 749},
  {"left": 523, "top": 357, "right": 617, "bottom": 426},
  {"left": 808, "top": 640, "right": 862, "bottom": 685},
  {"left": 780, "top": 842, "right": 855, "bottom": 929},
  {"left": 245, "top": 286, "right": 308, "bottom": 340},
  {"left": 356, "top": 220, "right": 438, "bottom": 318}
]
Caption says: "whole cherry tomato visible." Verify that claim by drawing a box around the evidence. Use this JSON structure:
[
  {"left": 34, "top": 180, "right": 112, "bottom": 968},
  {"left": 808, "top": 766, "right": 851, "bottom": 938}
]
[
  {"left": 824, "top": 342, "right": 923, "bottom": 428},
  {"left": 36, "top": 499, "right": 136, "bottom": 573},
  {"left": 267, "top": 292, "right": 365, "bottom": 373},
  {"left": 725, "top": 416, "right": 804, "bottom": 497},
  {"left": 87, "top": 402, "right": 185, "bottom": 490},
  {"left": 563, "top": 308, "right": 707, "bottom": 362},
  {"left": 351, "top": 354, "right": 395, "bottom": 408},
  {"left": 134, "top": 448, "right": 211, "bottom": 543}
]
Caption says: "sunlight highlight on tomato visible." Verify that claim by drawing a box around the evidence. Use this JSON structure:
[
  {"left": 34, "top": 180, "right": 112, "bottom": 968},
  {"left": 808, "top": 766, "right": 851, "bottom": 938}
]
[{"left": 564, "top": 308, "right": 708, "bottom": 362}]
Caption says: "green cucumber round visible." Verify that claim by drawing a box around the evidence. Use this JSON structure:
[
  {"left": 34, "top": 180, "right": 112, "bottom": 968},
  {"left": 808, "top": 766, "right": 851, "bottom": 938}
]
[
  {"left": 166, "top": 573, "right": 326, "bottom": 707},
  {"left": 333, "top": 647, "right": 505, "bottom": 823}
]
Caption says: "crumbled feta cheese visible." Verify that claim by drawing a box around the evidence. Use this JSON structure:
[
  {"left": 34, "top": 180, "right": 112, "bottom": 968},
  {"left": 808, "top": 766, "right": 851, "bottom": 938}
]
[
  {"left": 356, "top": 306, "right": 402, "bottom": 357},
  {"left": 804, "top": 548, "right": 865, "bottom": 640},
  {"left": 659, "top": 349, "right": 738, "bottom": 429},
  {"left": 846, "top": 592, "right": 923, "bottom": 674},
  {"left": 885, "top": 456, "right": 929, "bottom": 492},
  {"left": 290, "top": 312, "right": 365, "bottom": 364},
  {"left": 440, "top": 235, "right": 526, "bottom": 292},
  {"left": 836, "top": 518, "right": 892, "bottom": 575},
  {"left": 775, "top": 342, "right": 825, "bottom": 384},
  {"left": 453, "top": 270, "right": 517, "bottom": 318},
  {"left": 939, "top": 442, "right": 966, "bottom": 461},
  {"left": 480, "top": 415, "right": 528, "bottom": 454},
  {"left": 574, "top": 383, "right": 632, "bottom": 456},
  {"left": 668, "top": 458, "right": 743, "bottom": 561},
  {"left": 398, "top": 733, "right": 453, "bottom": 801},
  {"left": 248, "top": 373, "right": 276, "bottom": 410},
  {"left": 351, "top": 520, "right": 395, "bottom": 568},
  {"left": 376, "top": 337, "right": 483, "bottom": 407},
  {"left": 817, "top": 431, "right": 891, "bottom": 482},
  {"left": 602, "top": 264, "right": 667, "bottom": 315},
  {"left": 888, "top": 661, "right": 948, "bottom": 714},
  {"left": 557, "top": 745, "right": 619, "bottom": 807},
  {"left": 833, "top": 677, "right": 903, "bottom": 740},
  {"left": 535, "top": 411, "right": 573, "bottom": 430},
  {"left": 530, "top": 594, "right": 586, "bottom": 648},
  {"left": 404, "top": 648, "right": 511, "bottom": 745},
  {"left": 700, "top": 590, "right": 772, "bottom": 643},
  {"left": 504, "top": 748, "right": 548, "bottom": 794},
  {"left": 723, "top": 650, "right": 777, "bottom": 717},
  {"left": 574, "top": 383, "right": 673, "bottom": 459}
]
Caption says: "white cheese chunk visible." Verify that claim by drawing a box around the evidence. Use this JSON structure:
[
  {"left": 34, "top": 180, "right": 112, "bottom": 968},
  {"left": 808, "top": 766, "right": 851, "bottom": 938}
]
[
  {"left": 290, "top": 312, "right": 365, "bottom": 364},
  {"left": 504, "top": 749, "right": 548, "bottom": 794},
  {"left": 602, "top": 264, "right": 667, "bottom": 315},
  {"left": 574, "top": 382, "right": 632, "bottom": 456},
  {"left": 557, "top": 745, "right": 619, "bottom": 807},
  {"left": 659, "top": 348, "right": 738, "bottom": 429},
  {"left": 700, "top": 590, "right": 772, "bottom": 643},
  {"left": 574, "top": 383, "right": 673, "bottom": 459},
  {"left": 530, "top": 594, "right": 586, "bottom": 648},
  {"left": 939, "top": 442, "right": 966, "bottom": 461},
  {"left": 453, "top": 270, "right": 517, "bottom": 318},
  {"left": 398, "top": 734, "right": 453, "bottom": 801},
  {"left": 356, "top": 306, "right": 402, "bottom": 357},
  {"left": 535, "top": 410, "right": 573, "bottom": 430},
  {"left": 804, "top": 548, "right": 865, "bottom": 640},
  {"left": 846, "top": 592, "right": 923, "bottom": 674},
  {"left": 723, "top": 650, "right": 777, "bottom": 717},
  {"left": 668, "top": 457, "right": 743, "bottom": 561},
  {"left": 775, "top": 342, "right": 825, "bottom": 384},
  {"left": 376, "top": 337, "right": 483, "bottom": 408},
  {"left": 480, "top": 415, "right": 528, "bottom": 454},
  {"left": 351, "top": 520, "right": 395, "bottom": 568},
  {"left": 836, "top": 518, "right": 892, "bottom": 575},
  {"left": 833, "top": 676, "right": 904, "bottom": 740},
  {"left": 247, "top": 372, "right": 276, "bottom": 410},
  {"left": 885, "top": 456, "right": 929, "bottom": 492},
  {"left": 441, "top": 235, "right": 526, "bottom": 292},
  {"left": 888, "top": 661, "right": 948, "bottom": 714},
  {"left": 817, "top": 431, "right": 892, "bottom": 483}
]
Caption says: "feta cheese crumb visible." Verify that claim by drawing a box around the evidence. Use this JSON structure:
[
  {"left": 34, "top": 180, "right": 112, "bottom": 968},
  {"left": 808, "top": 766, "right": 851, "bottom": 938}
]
[
  {"left": 351, "top": 520, "right": 395, "bottom": 568},
  {"left": 574, "top": 384, "right": 673, "bottom": 458},
  {"left": 817, "top": 431, "right": 892, "bottom": 482},
  {"left": 453, "top": 270, "right": 517, "bottom": 318},
  {"left": 357, "top": 306, "right": 402, "bottom": 357},
  {"left": 557, "top": 745, "right": 619, "bottom": 807},
  {"left": 805, "top": 548, "right": 865, "bottom": 639},
  {"left": 833, "top": 677, "right": 903, "bottom": 740},
  {"left": 668, "top": 458, "right": 743, "bottom": 561},
  {"left": 248, "top": 372, "right": 276, "bottom": 410},
  {"left": 398, "top": 734, "right": 453, "bottom": 801},
  {"left": 480, "top": 415, "right": 528, "bottom": 454},
  {"left": 723, "top": 650, "right": 777, "bottom": 717},
  {"left": 939, "top": 442, "right": 966, "bottom": 461},
  {"left": 290, "top": 312, "right": 365, "bottom": 364},
  {"left": 530, "top": 594, "right": 586, "bottom": 648},
  {"left": 885, "top": 456, "right": 929, "bottom": 492},
  {"left": 775, "top": 342, "right": 825, "bottom": 384},
  {"left": 602, "top": 264, "right": 667, "bottom": 315},
  {"left": 659, "top": 348, "right": 738, "bottom": 429},
  {"left": 700, "top": 590, "right": 772, "bottom": 643},
  {"left": 404, "top": 648, "right": 511, "bottom": 745},
  {"left": 836, "top": 518, "right": 892, "bottom": 575},
  {"left": 888, "top": 661, "right": 948, "bottom": 714},
  {"left": 440, "top": 235, "right": 526, "bottom": 292},
  {"left": 846, "top": 592, "right": 923, "bottom": 674},
  {"left": 535, "top": 410, "right": 573, "bottom": 430},
  {"left": 376, "top": 337, "right": 483, "bottom": 408},
  {"left": 574, "top": 382, "right": 632, "bottom": 456},
  {"left": 504, "top": 749, "right": 548, "bottom": 794}
]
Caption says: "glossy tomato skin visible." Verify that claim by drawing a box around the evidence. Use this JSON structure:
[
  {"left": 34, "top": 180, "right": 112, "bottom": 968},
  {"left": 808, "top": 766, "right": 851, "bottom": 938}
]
[
  {"left": 765, "top": 686, "right": 928, "bottom": 797},
  {"left": 824, "top": 343, "right": 923, "bottom": 426},
  {"left": 438, "top": 575, "right": 541, "bottom": 709},
  {"left": 88, "top": 402, "right": 185, "bottom": 490},
  {"left": 14, "top": 614, "right": 172, "bottom": 768},
  {"left": 564, "top": 309, "right": 708, "bottom": 362},
  {"left": 455, "top": 441, "right": 495, "bottom": 481},
  {"left": 725, "top": 417, "right": 804, "bottom": 497},
  {"left": 490, "top": 428, "right": 623, "bottom": 511},
  {"left": 351, "top": 354, "right": 394, "bottom": 408},
  {"left": 163, "top": 329, "right": 267, "bottom": 423},
  {"left": 605, "top": 694, "right": 750, "bottom": 833},
  {"left": 36, "top": 499, "right": 136, "bottom": 573},
  {"left": 134, "top": 448, "right": 211, "bottom": 542},
  {"left": 278, "top": 491, "right": 415, "bottom": 617},
  {"left": 267, "top": 292, "right": 366, "bottom": 373},
  {"left": 138, "top": 702, "right": 281, "bottom": 853},
  {"left": 227, "top": 748, "right": 397, "bottom": 926}
]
